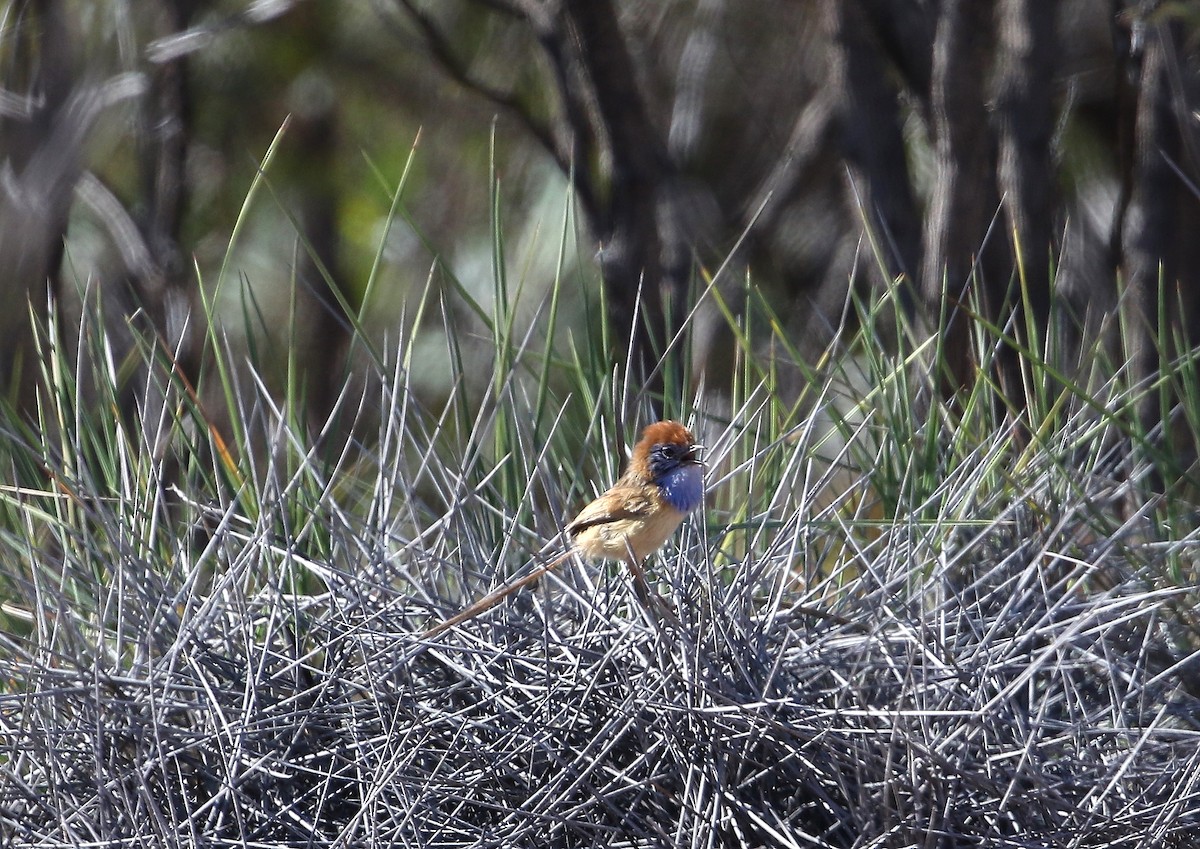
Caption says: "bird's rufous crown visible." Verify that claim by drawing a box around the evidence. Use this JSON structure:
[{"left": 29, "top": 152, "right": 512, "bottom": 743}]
[{"left": 637, "top": 420, "right": 694, "bottom": 451}]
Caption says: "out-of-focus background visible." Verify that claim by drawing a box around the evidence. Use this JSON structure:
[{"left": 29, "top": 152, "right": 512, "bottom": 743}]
[
  {"left": 3, "top": 1, "right": 1199, "bottom": 431},
  {"left": 10, "top": 6, "right": 1200, "bottom": 844}
]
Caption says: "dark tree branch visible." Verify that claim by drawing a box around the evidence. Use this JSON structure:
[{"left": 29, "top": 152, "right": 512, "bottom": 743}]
[
  {"left": 393, "top": 0, "right": 689, "bottom": 391},
  {"left": 526, "top": 5, "right": 603, "bottom": 224},
  {"left": 468, "top": 0, "right": 539, "bottom": 18},
  {"left": 392, "top": 0, "right": 572, "bottom": 184},
  {"left": 146, "top": 0, "right": 298, "bottom": 63}
]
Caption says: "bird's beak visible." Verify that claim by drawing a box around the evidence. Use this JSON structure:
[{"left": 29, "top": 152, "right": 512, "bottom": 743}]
[{"left": 687, "top": 444, "right": 706, "bottom": 465}]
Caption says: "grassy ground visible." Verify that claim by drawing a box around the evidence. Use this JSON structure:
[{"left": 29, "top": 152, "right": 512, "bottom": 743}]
[{"left": 1, "top": 207, "right": 1199, "bottom": 847}]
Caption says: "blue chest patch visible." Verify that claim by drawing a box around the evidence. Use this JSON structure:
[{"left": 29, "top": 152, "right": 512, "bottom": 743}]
[{"left": 657, "top": 463, "right": 704, "bottom": 513}]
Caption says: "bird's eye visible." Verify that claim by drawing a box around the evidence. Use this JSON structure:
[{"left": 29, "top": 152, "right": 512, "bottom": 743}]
[{"left": 658, "top": 444, "right": 679, "bottom": 458}]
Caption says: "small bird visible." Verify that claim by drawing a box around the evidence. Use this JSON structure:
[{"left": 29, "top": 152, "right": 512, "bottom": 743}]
[{"left": 423, "top": 420, "right": 705, "bottom": 638}]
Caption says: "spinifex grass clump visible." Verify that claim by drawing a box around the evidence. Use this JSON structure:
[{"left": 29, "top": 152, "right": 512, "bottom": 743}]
[{"left": 2, "top": 233, "right": 1200, "bottom": 844}]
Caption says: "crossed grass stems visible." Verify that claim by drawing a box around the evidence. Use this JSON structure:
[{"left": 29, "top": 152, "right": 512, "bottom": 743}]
[{"left": 0, "top": 224, "right": 1199, "bottom": 845}]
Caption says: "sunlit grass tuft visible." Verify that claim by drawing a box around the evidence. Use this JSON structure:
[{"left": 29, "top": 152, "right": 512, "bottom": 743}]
[{"left": 1, "top": 183, "right": 1200, "bottom": 845}]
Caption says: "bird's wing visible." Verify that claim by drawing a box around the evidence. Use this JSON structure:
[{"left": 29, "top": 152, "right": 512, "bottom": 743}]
[{"left": 565, "top": 486, "right": 655, "bottom": 535}]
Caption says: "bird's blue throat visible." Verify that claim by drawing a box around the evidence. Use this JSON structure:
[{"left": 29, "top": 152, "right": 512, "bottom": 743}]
[{"left": 656, "top": 462, "right": 704, "bottom": 513}]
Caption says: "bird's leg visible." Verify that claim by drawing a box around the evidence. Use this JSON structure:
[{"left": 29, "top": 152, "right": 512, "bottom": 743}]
[
  {"left": 623, "top": 550, "right": 654, "bottom": 607},
  {"left": 622, "top": 544, "right": 681, "bottom": 629}
]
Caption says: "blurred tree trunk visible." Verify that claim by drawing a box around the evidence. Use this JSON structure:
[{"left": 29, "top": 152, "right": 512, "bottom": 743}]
[
  {"left": 0, "top": 0, "right": 76, "bottom": 410},
  {"left": 292, "top": 97, "right": 345, "bottom": 434},
  {"left": 1121, "top": 17, "right": 1200, "bottom": 470},
  {"left": 245, "top": 5, "right": 351, "bottom": 438},
  {"left": 136, "top": 0, "right": 195, "bottom": 345},
  {"left": 824, "top": 0, "right": 923, "bottom": 311},
  {"left": 558, "top": 0, "right": 689, "bottom": 389},
  {"left": 921, "top": 0, "right": 1004, "bottom": 391},
  {"left": 397, "top": 0, "right": 690, "bottom": 400},
  {"left": 123, "top": 0, "right": 199, "bottom": 459},
  {"left": 859, "top": 0, "right": 935, "bottom": 105},
  {"left": 995, "top": 0, "right": 1058, "bottom": 399}
]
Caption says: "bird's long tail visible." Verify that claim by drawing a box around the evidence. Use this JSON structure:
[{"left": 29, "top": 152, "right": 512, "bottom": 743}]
[{"left": 422, "top": 548, "right": 575, "bottom": 638}]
